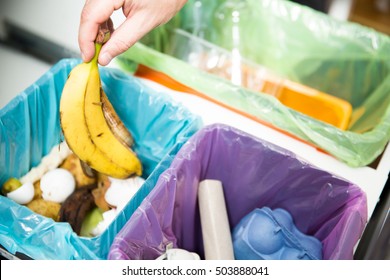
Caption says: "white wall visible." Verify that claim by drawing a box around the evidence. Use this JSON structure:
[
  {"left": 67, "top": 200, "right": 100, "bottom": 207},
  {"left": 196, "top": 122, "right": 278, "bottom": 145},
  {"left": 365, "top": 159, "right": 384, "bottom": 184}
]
[{"left": 0, "top": 0, "right": 84, "bottom": 52}]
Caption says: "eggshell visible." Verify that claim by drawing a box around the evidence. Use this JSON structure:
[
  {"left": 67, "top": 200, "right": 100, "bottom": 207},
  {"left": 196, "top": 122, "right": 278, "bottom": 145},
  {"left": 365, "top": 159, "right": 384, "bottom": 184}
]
[
  {"left": 104, "top": 176, "right": 145, "bottom": 210},
  {"left": 40, "top": 168, "right": 76, "bottom": 203},
  {"left": 7, "top": 182, "right": 35, "bottom": 205}
]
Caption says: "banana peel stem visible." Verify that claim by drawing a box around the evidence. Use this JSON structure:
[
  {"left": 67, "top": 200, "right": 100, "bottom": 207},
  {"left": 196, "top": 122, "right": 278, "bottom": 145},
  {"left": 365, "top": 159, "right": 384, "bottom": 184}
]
[{"left": 91, "top": 43, "right": 102, "bottom": 65}]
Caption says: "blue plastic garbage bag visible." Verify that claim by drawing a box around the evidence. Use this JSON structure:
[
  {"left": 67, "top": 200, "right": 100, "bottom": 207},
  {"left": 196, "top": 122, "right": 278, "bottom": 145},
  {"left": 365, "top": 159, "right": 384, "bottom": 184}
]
[
  {"left": 0, "top": 58, "right": 201, "bottom": 259},
  {"left": 108, "top": 124, "right": 367, "bottom": 260}
]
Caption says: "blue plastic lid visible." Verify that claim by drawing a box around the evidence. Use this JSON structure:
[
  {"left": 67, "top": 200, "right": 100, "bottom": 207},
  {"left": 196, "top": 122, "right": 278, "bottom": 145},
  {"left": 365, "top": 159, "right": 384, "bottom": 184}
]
[{"left": 232, "top": 207, "right": 322, "bottom": 260}]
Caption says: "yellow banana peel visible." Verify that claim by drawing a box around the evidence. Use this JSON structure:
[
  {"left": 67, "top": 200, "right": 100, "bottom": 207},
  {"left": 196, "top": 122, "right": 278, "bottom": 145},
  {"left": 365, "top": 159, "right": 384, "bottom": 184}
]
[{"left": 60, "top": 43, "right": 142, "bottom": 178}]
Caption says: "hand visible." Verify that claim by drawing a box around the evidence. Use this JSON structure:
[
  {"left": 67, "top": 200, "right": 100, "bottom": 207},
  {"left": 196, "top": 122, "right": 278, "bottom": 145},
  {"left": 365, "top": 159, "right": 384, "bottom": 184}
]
[{"left": 79, "top": 0, "right": 187, "bottom": 65}]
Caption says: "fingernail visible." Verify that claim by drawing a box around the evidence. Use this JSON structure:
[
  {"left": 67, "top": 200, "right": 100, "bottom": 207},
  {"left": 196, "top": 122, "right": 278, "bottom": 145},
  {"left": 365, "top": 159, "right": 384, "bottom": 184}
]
[
  {"left": 100, "top": 53, "right": 112, "bottom": 65},
  {"left": 81, "top": 52, "right": 86, "bottom": 62}
]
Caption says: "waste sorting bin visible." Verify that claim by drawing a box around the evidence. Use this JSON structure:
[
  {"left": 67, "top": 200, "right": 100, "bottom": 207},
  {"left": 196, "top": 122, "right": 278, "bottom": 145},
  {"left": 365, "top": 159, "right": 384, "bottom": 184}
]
[
  {"left": 108, "top": 124, "right": 368, "bottom": 260},
  {"left": 0, "top": 58, "right": 201, "bottom": 259},
  {"left": 117, "top": 0, "right": 390, "bottom": 167}
]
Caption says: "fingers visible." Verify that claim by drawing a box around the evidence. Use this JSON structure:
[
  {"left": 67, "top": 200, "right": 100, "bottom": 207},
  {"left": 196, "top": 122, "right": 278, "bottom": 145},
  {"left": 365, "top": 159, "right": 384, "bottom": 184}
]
[
  {"left": 98, "top": 11, "right": 156, "bottom": 65},
  {"left": 79, "top": 0, "right": 188, "bottom": 65},
  {"left": 78, "top": 0, "right": 116, "bottom": 62}
]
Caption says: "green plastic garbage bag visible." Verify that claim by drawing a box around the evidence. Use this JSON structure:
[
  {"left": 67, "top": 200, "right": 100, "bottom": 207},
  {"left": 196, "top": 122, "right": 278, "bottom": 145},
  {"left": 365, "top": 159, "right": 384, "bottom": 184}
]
[
  {"left": 118, "top": 0, "right": 390, "bottom": 167},
  {"left": 0, "top": 59, "right": 201, "bottom": 259}
]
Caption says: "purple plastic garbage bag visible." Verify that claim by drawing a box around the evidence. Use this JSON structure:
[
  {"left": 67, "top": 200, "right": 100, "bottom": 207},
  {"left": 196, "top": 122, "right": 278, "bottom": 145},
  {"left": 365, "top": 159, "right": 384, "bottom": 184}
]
[{"left": 108, "top": 124, "right": 367, "bottom": 260}]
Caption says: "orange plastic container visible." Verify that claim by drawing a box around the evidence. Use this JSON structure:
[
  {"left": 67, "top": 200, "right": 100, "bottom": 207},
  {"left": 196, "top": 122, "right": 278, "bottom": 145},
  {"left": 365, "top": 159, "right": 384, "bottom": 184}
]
[{"left": 260, "top": 78, "right": 352, "bottom": 130}]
